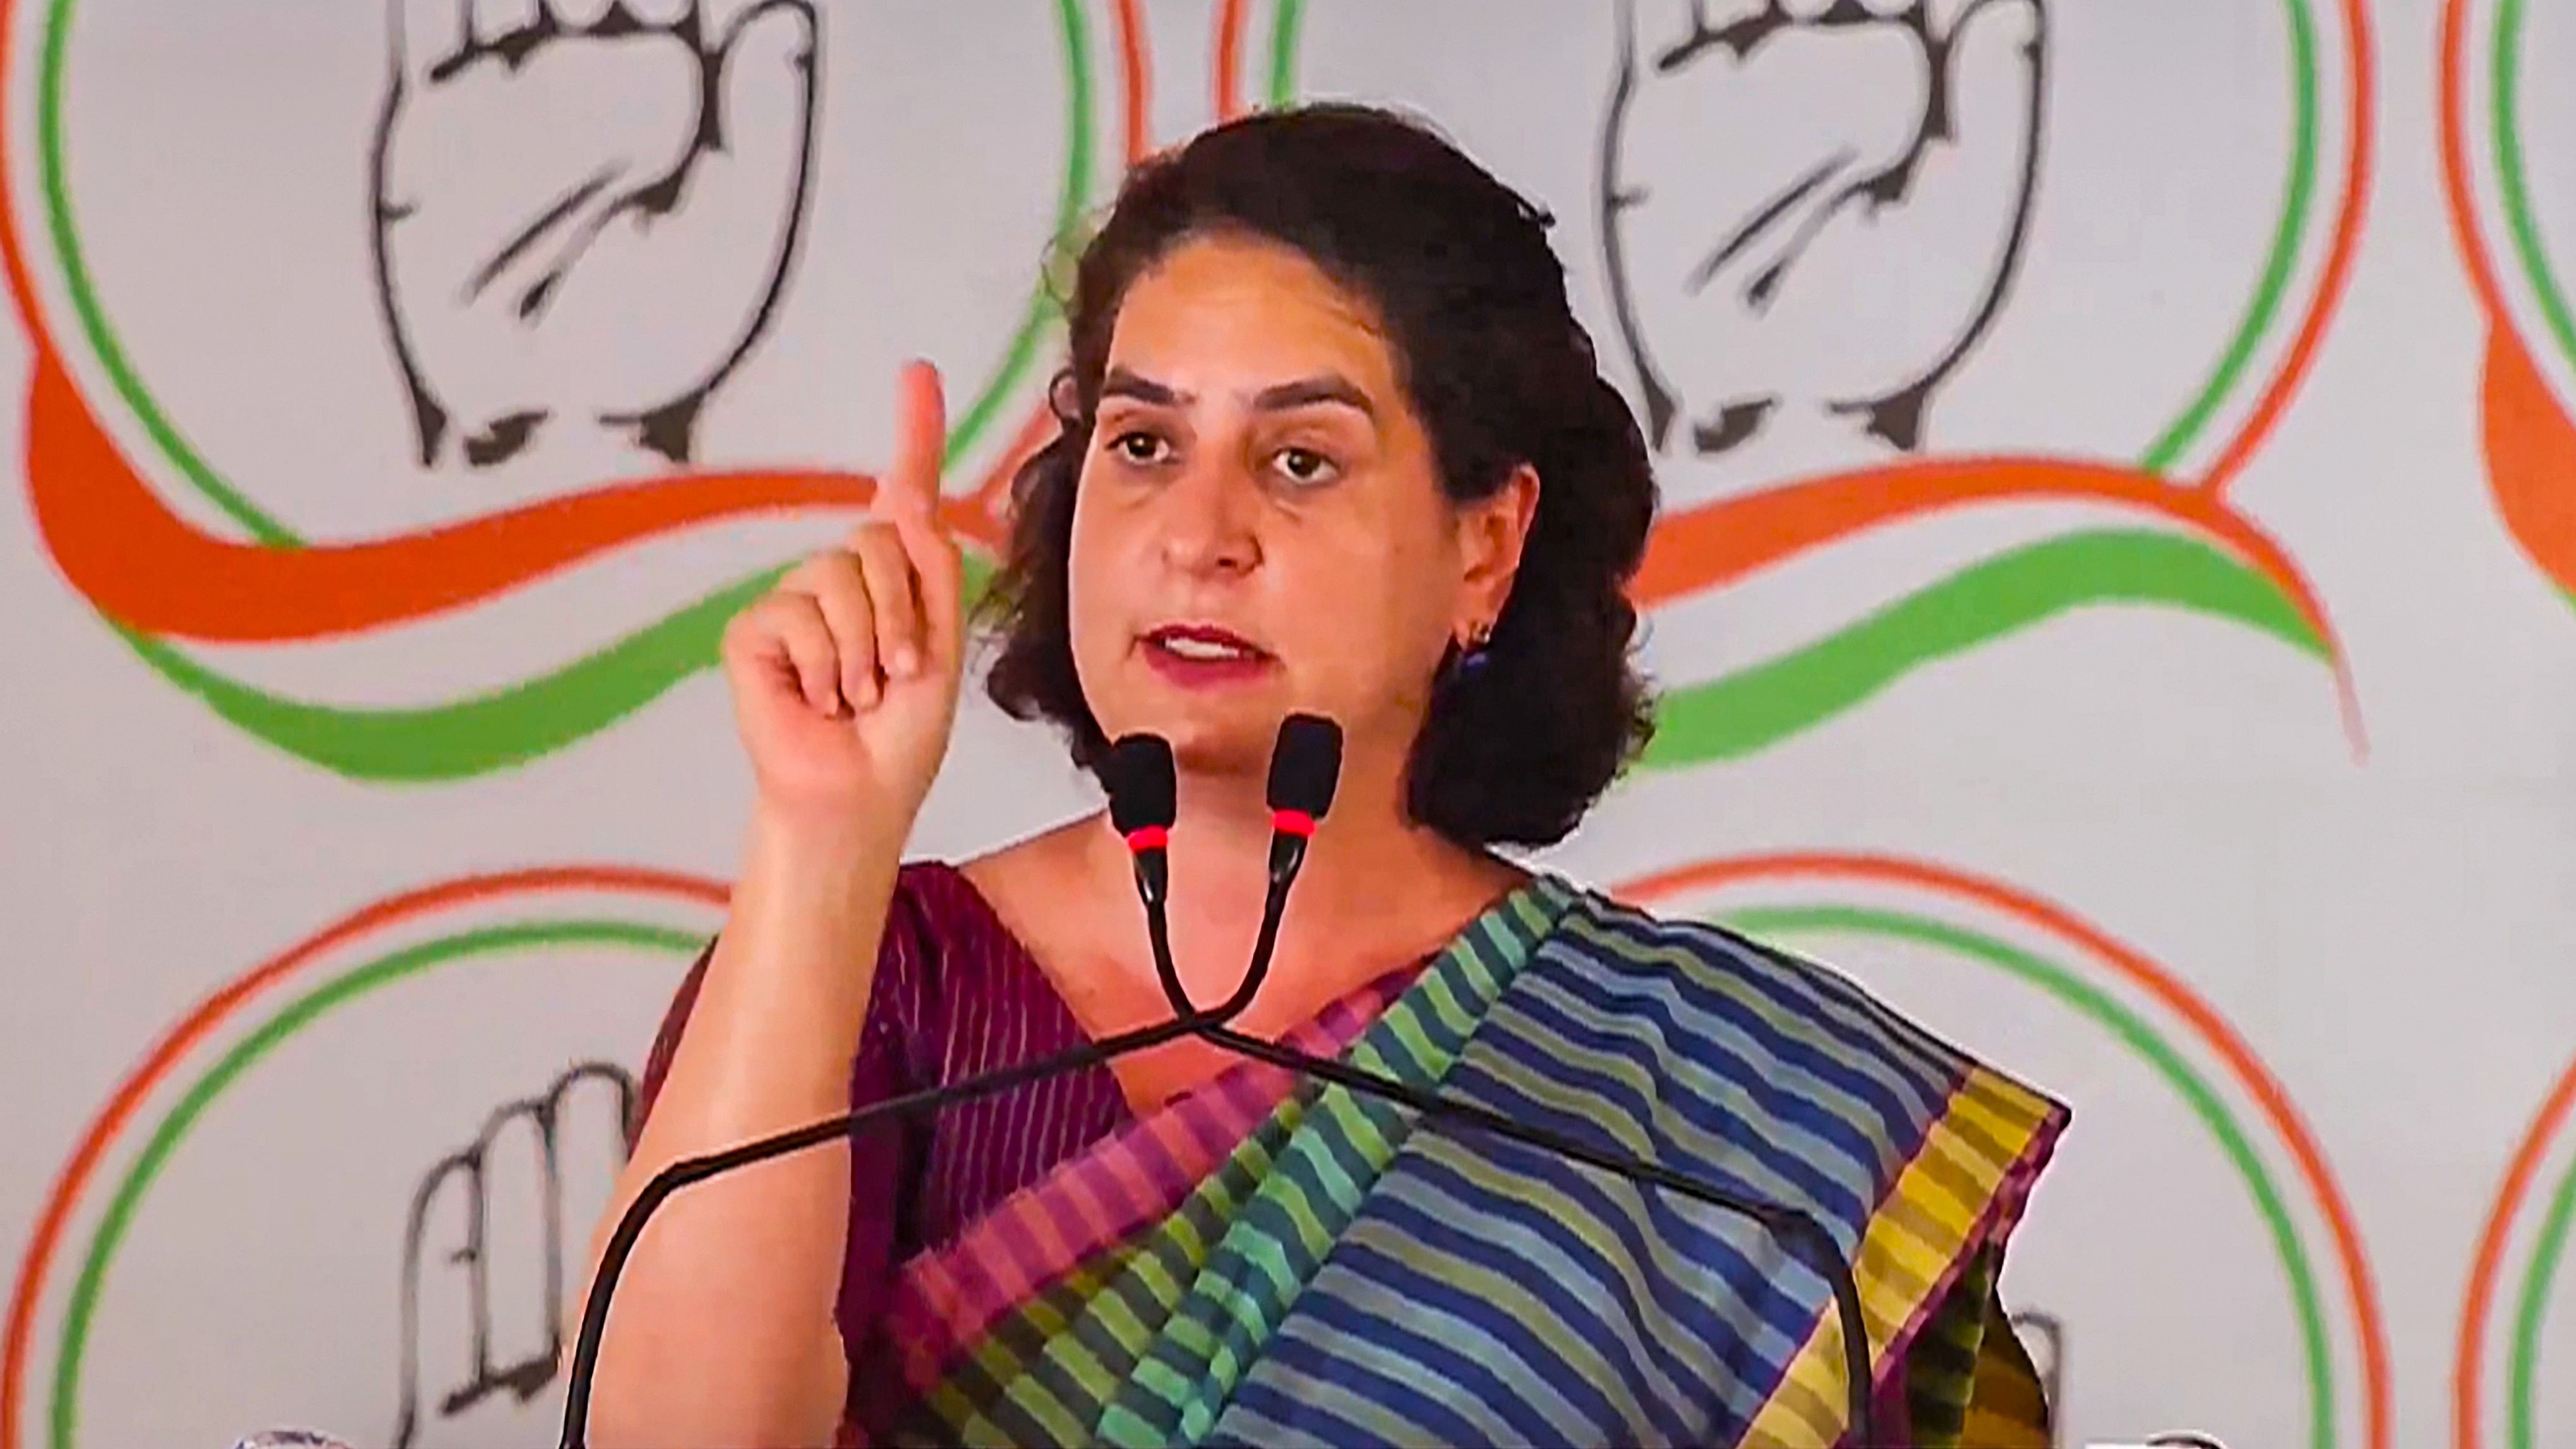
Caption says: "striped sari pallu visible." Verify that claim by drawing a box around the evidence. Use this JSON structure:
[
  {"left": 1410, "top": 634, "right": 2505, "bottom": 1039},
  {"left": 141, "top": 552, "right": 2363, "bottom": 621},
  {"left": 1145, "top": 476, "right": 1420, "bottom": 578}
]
[{"left": 867, "top": 876, "right": 2068, "bottom": 1449}]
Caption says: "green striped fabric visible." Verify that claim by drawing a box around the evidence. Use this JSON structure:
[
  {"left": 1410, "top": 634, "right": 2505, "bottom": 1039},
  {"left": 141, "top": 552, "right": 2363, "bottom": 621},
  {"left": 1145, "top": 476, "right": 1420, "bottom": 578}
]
[
  {"left": 889, "top": 879, "right": 2068, "bottom": 1448},
  {"left": 891, "top": 877, "right": 1574, "bottom": 1448}
]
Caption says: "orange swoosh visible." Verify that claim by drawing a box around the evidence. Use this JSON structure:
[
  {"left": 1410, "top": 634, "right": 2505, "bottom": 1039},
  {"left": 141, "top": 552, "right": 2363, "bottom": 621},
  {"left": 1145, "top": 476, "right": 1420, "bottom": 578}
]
[
  {"left": 1633, "top": 458, "right": 2337, "bottom": 649},
  {"left": 2479, "top": 303, "right": 2576, "bottom": 599},
  {"left": 2439, "top": 0, "right": 2508, "bottom": 325},
  {"left": 23, "top": 356, "right": 1020, "bottom": 641},
  {"left": 2437, "top": 0, "right": 2576, "bottom": 608}
]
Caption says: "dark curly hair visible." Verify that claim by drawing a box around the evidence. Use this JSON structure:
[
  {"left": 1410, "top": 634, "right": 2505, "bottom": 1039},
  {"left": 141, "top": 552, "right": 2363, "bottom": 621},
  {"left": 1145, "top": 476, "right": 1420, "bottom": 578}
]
[{"left": 980, "top": 102, "right": 1658, "bottom": 849}]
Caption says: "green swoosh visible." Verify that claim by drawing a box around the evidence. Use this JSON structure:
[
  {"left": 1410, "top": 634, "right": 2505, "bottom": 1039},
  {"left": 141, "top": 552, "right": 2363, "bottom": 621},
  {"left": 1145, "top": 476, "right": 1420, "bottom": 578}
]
[
  {"left": 114, "top": 553, "right": 994, "bottom": 783},
  {"left": 1639, "top": 528, "right": 2325, "bottom": 770},
  {"left": 115, "top": 528, "right": 2305, "bottom": 785}
]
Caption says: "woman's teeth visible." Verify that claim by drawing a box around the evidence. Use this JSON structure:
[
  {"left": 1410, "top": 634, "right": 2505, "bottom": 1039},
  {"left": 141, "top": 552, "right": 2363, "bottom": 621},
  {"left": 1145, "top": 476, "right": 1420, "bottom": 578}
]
[{"left": 1162, "top": 637, "right": 1252, "bottom": 661}]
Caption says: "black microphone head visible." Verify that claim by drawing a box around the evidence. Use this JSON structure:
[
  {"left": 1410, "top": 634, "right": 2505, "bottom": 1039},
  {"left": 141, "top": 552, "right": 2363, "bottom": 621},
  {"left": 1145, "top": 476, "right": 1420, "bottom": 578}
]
[
  {"left": 1103, "top": 733, "right": 1177, "bottom": 836},
  {"left": 1265, "top": 713, "right": 1343, "bottom": 821}
]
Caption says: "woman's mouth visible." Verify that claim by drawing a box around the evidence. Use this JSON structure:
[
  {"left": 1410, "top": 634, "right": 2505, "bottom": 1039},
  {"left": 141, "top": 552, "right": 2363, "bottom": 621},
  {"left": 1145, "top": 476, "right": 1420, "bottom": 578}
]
[{"left": 1141, "top": 625, "right": 1276, "bottom": 687}]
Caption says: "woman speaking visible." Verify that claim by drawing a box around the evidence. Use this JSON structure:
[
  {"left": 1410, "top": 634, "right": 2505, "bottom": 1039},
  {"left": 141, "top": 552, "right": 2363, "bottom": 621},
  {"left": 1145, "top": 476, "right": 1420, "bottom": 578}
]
[{"left": 582, "top": 103, "right": 2067, "bottom": 1449}]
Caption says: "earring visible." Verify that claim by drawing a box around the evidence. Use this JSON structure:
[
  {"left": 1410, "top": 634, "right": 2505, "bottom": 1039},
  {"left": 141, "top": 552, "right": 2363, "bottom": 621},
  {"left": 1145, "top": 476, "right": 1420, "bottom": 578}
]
[{"left": 1454, "top": 620, "right": 1495, "bottom": 680}]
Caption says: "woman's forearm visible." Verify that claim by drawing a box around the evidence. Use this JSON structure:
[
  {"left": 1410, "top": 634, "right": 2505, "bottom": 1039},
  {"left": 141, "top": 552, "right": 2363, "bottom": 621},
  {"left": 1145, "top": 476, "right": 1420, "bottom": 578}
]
[{"left": 574, "top": 808, "right": 905, "bottom": 1448}]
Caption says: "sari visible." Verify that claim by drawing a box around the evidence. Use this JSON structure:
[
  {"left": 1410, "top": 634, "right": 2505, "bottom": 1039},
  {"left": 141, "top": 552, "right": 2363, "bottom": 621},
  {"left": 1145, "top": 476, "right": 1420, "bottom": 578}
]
[{"left": 854, "top": 873, "right": 2067, "bottom": 1448}]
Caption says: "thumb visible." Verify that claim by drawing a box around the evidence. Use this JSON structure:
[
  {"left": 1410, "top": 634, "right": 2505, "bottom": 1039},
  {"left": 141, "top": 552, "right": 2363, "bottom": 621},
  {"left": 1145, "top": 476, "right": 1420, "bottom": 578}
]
[
  {"left": 1937, "top": 0, "right": 2045, "bottom": 152},
  {"left": 714, "top": 1, "right": 819, "bottom": 193},
  {"left": 1880, "top": 0, "right": 2042, "bottom": 334}
]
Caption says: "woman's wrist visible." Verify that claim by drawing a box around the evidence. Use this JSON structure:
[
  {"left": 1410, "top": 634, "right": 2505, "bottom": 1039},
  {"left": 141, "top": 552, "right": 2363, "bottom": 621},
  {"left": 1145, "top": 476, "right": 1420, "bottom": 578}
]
[
  {"left": 731, "top": 805, "right": 905, "bottom": 954},
  {"left": 699, "top": 803, "right": 909, "bottom": 1035},
  {"left": 743, "top": 797, "right": 912, "bottom": 877}
]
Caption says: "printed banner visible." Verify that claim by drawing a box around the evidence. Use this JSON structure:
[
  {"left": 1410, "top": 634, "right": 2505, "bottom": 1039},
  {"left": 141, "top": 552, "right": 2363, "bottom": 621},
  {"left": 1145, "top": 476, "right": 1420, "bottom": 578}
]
[{"left": 6, "top": 3, "right": 2572, "bottom": 1448}]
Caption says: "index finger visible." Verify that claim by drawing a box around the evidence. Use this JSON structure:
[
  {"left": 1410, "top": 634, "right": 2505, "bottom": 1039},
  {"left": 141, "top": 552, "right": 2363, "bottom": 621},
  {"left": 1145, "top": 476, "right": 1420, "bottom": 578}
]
[{"left": 865, "top": 360, "right": 948, "bottom": 546}]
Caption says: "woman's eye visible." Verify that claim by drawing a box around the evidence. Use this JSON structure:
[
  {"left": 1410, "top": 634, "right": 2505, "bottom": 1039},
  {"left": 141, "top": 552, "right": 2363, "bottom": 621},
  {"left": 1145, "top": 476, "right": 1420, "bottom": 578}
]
[
  {"left": 1274, "top": 447, "right": 1337, "bottom": 486},
  {"left": 1109, "top": 431, "right": 1169, "bottom": 465}
]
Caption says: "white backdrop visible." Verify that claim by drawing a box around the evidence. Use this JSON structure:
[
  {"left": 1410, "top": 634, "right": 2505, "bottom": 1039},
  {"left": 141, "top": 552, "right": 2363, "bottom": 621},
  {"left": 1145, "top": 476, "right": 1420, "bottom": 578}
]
[{"left": 4, "top": 1, "right": 2573, "bottom": 1446}]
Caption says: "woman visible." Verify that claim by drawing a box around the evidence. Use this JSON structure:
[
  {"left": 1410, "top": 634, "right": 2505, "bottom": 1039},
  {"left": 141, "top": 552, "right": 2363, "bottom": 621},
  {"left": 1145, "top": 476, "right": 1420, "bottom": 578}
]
[{"left": 586, "top": 103, "right": 2067, "bottom": 1449}]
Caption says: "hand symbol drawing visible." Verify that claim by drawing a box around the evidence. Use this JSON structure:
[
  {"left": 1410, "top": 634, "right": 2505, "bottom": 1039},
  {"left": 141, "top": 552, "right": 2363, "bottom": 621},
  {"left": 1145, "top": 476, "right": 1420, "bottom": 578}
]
[
  {"left": 1601, "top": 0, "right": 2046, "bottom": 467},
  {"left": 392, "top": 1063, "right": 635, "bottom": 1448},
  {"left": 371, "top": 0, "right": 820, "bottom": 469}
]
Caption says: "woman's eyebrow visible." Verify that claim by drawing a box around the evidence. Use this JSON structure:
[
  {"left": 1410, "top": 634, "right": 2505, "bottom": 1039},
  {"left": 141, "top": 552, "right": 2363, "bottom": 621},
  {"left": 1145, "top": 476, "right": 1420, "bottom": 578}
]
[
  {"left": 1251, "top": 375, "right": 1373, "bottom": 418},
  {"left": 1100, "top": 366, "right": 1182, "bottom": 406},
  {"left": 1097, "top": 366, "right": 1374, "bottom": 419}
]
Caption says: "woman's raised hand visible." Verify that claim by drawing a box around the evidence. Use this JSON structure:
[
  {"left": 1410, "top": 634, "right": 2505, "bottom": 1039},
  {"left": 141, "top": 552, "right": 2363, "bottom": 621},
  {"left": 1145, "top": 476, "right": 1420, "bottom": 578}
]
[{"left": 719, "top": 361, "right": 967, "bottom": 837}]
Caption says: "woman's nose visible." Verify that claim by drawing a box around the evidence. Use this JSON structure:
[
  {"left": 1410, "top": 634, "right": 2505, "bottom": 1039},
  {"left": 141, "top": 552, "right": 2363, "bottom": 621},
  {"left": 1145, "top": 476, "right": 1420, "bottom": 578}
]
[{"left": 1155, "top": 457, "right": 1261, "bottom": 576}]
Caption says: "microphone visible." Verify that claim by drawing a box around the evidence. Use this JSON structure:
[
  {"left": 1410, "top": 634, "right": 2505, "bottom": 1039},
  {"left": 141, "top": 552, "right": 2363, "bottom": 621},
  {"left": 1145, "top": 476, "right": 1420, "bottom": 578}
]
[
  {"left": 1103, "top": 733, "right": 1177, "bottom": 910},
  {"left": 1104, "top": 714, "right": 1340, "bottom": 1025},
  {"left": 1264, "top": 712, "right": 1340, "bottom": 887}
]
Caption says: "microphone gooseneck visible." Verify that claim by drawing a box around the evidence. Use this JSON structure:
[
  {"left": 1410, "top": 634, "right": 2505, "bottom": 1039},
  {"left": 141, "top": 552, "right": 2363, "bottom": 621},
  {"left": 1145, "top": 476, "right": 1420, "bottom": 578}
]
[
  {"left": 557, "top": 994, "right": 1208, "bottom": 1446},
  {"left": 1202, "top": 711, "right": 1341, "bottom": 1022},
  {"left": 558, "top": 712, "right": 1879, "bottom": 1448},
  {"left": 1103, "top": 732, "right": 1188, "bottom": 1019}
]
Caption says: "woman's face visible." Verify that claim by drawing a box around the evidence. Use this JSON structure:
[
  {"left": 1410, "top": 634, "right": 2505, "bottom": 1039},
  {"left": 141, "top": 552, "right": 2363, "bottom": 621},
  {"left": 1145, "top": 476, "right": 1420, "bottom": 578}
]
[{"left": 1066, "top": 232, "right": 1534, "bottom": 786}]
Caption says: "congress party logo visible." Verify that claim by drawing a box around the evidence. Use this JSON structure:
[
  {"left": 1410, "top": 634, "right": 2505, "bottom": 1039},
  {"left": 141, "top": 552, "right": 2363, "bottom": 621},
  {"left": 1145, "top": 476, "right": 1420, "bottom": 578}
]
[
  {"left": 2455, "top": 1055, "right": 2576, "bottom": 1449},
  {"left": 4, "top": 0, "right": 1147, "bottom": 783},
  {"left": 1617, "top": 855, "right": 2389, "bottom": 1449},
  {"left": 0, "top": 867, "right": 725, "bottom": 1449},
  {"left": 1225, "top": 0, "right": 2374, "bottom": 767},
  {"left": 2440, "top": 0, "right": 2576, "bottom": 617}
]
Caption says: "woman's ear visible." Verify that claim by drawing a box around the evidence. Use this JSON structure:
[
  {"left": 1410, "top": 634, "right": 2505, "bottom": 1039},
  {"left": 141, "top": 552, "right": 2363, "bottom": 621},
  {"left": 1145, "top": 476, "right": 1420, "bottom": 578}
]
[{"left": 1458, "top": 463, "right": 1541, "bottom": 623}]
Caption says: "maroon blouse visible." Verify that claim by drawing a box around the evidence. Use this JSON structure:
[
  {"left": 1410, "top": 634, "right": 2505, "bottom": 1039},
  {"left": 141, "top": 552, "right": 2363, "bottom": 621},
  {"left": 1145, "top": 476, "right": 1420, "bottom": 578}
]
[{"left": 630, "top": 862, "right": 1138, "bottom": 1419}]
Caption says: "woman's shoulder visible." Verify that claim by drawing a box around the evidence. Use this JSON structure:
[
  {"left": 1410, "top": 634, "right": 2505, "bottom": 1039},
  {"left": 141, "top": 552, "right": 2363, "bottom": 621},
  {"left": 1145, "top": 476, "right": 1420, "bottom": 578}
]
[{"left": 1535, "top": 881, "right": 2071, "bottom": 1142}]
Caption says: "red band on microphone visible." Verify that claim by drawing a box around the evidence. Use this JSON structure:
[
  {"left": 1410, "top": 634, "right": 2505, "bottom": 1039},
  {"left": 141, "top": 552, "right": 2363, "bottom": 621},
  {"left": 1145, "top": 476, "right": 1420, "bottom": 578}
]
[
  {"left": 1271, "top": 809, "right": 1316, "bottom": 839},
  {"left": 1124, "top": 825, "right": 1169, "bottom": 853}
]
